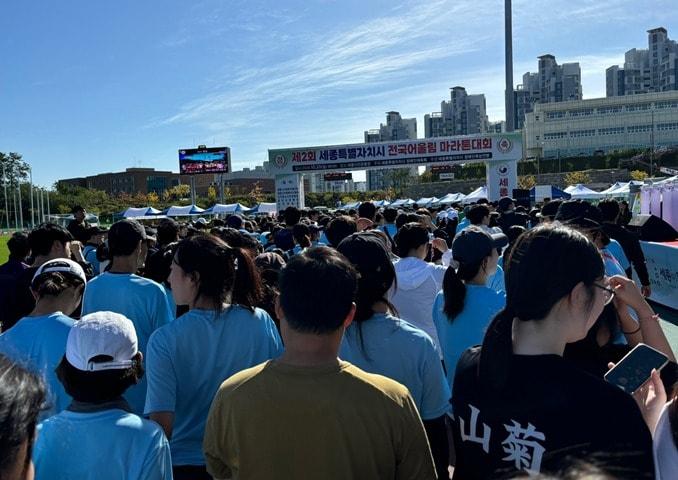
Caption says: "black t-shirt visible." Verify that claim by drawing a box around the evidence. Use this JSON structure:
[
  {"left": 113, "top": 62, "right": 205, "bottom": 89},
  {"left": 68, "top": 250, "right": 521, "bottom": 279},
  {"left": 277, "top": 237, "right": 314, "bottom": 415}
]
[
  {"left": 0, "top": 266, "right": 39, "bottom": 331},
  {"left": 451, "top": 347, "right": 654, "bottom": 479},
  {"left": 67, "top": 219, "right": 90, "bottom": 243}
]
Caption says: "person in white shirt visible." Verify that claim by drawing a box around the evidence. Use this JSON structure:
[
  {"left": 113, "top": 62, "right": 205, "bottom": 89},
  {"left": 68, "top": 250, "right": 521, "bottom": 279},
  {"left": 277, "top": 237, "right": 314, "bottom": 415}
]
[{"left": 391, "top": 222, "right": 451, "bottom": 352}]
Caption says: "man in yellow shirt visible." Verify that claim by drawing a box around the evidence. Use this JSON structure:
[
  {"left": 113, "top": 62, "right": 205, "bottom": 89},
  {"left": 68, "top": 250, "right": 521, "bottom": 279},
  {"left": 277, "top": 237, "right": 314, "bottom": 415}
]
[{"left": 204, "top": 246, "right": 436, "bottom": 480}]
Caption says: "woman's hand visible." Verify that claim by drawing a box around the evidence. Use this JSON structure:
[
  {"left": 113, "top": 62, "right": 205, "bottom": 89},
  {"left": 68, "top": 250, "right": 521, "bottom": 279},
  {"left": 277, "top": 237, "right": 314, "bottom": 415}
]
[{"left": 608, "top": 275, "right": 652, "bottom": 317}]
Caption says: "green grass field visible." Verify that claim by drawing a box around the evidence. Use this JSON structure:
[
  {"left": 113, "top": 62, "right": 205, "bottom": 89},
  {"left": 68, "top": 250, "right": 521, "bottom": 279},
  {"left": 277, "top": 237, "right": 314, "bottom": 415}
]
[{"left": 0, "top": 234, "right": 9, "bottom": 265}]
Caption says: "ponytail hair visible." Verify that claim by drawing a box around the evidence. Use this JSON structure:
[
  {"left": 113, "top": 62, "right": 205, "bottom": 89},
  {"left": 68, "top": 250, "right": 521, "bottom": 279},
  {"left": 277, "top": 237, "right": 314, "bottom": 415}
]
[
  {"left": 478, "top": 224, "right": 604, "bottom": 391},
  {"left": 442, "top": 259, "right": 484, "bottom": 321},
  {"left": 174, "top": 234, "right": 262, "bottom": 312},
  {"left": 31, "top": 271, "right": 85, "bottom": 299}
]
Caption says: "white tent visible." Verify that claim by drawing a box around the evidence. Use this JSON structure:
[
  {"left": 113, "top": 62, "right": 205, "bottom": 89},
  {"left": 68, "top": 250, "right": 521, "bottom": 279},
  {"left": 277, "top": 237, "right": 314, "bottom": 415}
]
[
  {"left": 164, "top": 204, "right": 205, "bottom": 217},
  {"left": 655, "top": 175, "right": 678, "bottom": 185},
  {"left": 390, "top": 198, "right": 414, "bottom": 208},
  {"left": 372, "top": 200, "right": 390, "bottom": 207},
  {"left": 462, "top": 186, "right": 488, "bottom": 204},
  {"left": 433, "top": 192, "right": 466, "bottom": 205},
  {"left": 342, "top": 201, "right": 361, "bottom": 209},
  {"left": 414, "top": 197, "right": 438, "bottom": 207},
  {"left": 250, "top": 203, "right": 277, "bottom": 215},
  {"left": 204, "top": 203, "right": 251, "bottom": 214},
  {"left": 600, "top": 182, "right": 627, "bottom": 195},
  {"left": 121, "top": 207, "right": 154, "bottom": 218},
  {"left": 566, "top": 184, "right": 604, "bottom": 200}
]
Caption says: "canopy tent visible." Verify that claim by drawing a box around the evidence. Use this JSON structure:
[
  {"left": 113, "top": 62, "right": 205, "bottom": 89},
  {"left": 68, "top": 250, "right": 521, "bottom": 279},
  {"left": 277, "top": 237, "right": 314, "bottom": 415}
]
[
  {"left": 565, "top": 184, "right": 604, "bottom": 200},
  {"left": 120, "top": 207, "right": 156, "bottom": 218},
  {"left": 163, "top": 204, "right": 205, "bottom": 217},
  {"left": 599, "top": 182, "right": 627, "bottom": 195},
  {"left": 342, "top": 201, "right": 361, "bottom": 210},
  {"left": 655, "top": 175, "right": 678, "bottom": 185},
  {"left": 414, "top": 197, "right": 438, "bottom": 207},
  {"left": 372, "top": 200, "right": 390, "bottom": 207},
  {"left": 530, "top": 185, "right": 571, "bottom": 203},
  {"left": 249, "top": 203, "right": 277, "bottom": 215},
  {"left": 204, "top": 203, "right": 251, "bottom": 215},
  {"left": 432, "top": 192, "right": 466, "bottom": 206},
  {"left": 462, "top": 186, "right": 488, "bottom": 204}
]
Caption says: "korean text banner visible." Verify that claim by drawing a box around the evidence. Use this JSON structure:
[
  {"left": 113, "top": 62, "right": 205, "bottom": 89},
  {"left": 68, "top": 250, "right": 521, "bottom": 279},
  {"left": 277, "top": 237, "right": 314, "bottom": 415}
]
[{"left": 268, "top": 133, "right": 522, "bottom": 175}]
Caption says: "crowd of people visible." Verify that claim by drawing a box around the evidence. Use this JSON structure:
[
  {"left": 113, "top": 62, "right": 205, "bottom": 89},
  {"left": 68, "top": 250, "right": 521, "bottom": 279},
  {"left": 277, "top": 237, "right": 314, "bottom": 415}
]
[{"left": 0, "top": 196, "right": 676, "bottom": 479}]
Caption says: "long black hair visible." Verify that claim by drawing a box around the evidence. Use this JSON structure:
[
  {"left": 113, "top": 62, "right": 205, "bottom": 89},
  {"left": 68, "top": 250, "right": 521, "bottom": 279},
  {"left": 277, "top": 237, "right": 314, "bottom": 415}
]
[
  {"left": 336, "top": 233, "right": 397, "bottom": 323},
  {"left": 0, "top": 354, "right": 46, "bottom": 478},
  {"left": 479, "top": 224, "right": 604, "bottom": 391},
  {"left": 441, "top": 259, "right": 485, "bottom": 322},
  {"left": 173, "top": 234, "right": 262, "bottom": 311},
  {"left": 394, "top": 222, "right": 429, "bottom": 258}
]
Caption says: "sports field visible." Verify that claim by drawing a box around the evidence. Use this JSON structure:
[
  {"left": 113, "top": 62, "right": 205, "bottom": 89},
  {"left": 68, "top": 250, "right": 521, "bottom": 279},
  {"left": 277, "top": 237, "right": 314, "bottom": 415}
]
[{"left": 0, "top": 234, "right": 9, "bottom": 265}]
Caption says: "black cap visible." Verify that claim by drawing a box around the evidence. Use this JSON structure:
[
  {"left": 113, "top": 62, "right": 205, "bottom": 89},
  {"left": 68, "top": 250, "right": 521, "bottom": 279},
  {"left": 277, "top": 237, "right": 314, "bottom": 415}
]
[
  {"left": 453, "top": 226, "right": 508, "bottom": 264},
  {"left": 71, "top": 205, "right": 85, "bottom": 214},
  {"left": 109, "top": 219, "right": 147, "bottom": 243},
  {"left": 85, "top": 226, "right": 108, "bottom": 238}
]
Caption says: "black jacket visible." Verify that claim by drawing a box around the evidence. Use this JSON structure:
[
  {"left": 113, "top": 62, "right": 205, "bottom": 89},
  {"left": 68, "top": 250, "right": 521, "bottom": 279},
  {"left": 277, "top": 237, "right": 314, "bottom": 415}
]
[{"left": 601, "top": 222, "right": 650, "bottom": 286}]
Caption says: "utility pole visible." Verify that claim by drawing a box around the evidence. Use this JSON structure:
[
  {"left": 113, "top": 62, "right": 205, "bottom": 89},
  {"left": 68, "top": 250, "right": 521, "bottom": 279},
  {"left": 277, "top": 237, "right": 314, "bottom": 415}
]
[
  {"left": 505, "top": 0, "right": 515, "bottom": 132},
  {"left": 1, "top": 164, "right": 9, "bottom": 230},
  {"left": 29, "top": 166, "right": 35, "bottom": 228},
  {"left": 650, "top": 109, "right": 655, "bottom": 177}
]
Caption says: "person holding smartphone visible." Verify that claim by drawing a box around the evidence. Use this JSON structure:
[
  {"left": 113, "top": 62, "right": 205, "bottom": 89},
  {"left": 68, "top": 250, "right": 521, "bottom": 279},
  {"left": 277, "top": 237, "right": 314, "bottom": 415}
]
[{"left": 450, "top": 223, "right": 655, "bottom": 479}]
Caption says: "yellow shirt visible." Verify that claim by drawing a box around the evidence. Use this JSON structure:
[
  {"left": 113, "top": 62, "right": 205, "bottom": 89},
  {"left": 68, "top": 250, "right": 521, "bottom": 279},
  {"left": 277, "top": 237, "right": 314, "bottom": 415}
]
[{"left": 203, "top": 360, "right": 436, "bottom": 480}]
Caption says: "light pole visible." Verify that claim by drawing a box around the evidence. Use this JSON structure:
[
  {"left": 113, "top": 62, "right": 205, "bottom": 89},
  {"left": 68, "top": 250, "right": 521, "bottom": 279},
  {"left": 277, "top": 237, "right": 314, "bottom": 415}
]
[
  {"left": 29, "top": 165, "right": 35, "bottom": 228},
  {"left": 505, "top": 0, "right": 515, "bottom": 132}
]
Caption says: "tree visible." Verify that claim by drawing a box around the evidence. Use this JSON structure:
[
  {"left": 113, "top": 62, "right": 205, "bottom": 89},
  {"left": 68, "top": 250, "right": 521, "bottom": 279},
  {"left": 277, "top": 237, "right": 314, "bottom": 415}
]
[
  {"left": 564, "top": 171, "right": 591, "bottom": 186},
  {"left": 167, "top": 184, "right": 190, "bottom": 200},
  {"left": 147, "top": 191, "right": 160, "bottom": 204},
  {"left": 518, "top": 175, "right": 537, "bottom": 190},
  {"left": 419, "top": 170, "right": 434, "bottom": 184},
  {"left": 630, "top": 170, "right": 648, "bottom": 181},
  {"left": 247, "top": 182, "right": 265, "bottom": 204},
  {"left": 0, "top": 152, "right": 29, "bottom": 187},
  {"left": 207, "top": 185, "right": 217, "bottom": 203}
]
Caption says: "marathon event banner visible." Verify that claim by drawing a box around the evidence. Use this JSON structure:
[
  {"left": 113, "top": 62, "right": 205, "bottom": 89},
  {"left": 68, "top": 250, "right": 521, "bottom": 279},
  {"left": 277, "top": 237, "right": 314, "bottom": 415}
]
[{"left": 268, "top": 133, "right": 523, "bottom": 175}]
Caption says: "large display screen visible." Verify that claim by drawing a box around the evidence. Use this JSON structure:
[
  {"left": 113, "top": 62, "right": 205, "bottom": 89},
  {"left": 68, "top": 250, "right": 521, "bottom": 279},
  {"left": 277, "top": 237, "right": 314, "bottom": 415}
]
[{"left": 179, "top": 147, "right": 230, "bottom": 175}]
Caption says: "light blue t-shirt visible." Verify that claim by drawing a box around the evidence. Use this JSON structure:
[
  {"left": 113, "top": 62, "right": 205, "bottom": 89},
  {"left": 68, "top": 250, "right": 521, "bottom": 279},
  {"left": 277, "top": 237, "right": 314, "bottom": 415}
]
[
  {"left": 144, "top": 306, "right": 283, "bottom": 466},
  {"left": 82, "top": 272, "right": 174, "bottom": 413},
  {"left": 607, "top": 239, "right": 630, "bottom": 271},
  {"left": 34, "top": 409, "right": 172, "bottom": 480},
  {"left": 0, "top": 313, "right": 73, "bottom": 418},
  {"left": 379, "top": 223, "right": 398, "bottom": 240},
  {"left": 82, "top": 244, "right": 101, "bottom": 275},
  {"left": 486, "top": 264, "right": 506, "bottom": 294},
  {"left": 456, "top": 218, "right": 470, "bottom": 234},
  {"left": 339, "top": 313, "right": 450, "bottom": 420},
  {"left": 433, "top": 285, "right": 505, "bottom": 389}
]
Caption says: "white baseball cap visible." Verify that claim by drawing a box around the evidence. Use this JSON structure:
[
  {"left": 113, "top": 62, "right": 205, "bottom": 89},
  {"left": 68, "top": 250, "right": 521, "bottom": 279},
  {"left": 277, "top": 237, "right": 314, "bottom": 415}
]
[
  {"left": 446, "top": 208, "right": 459, "bottom": 220},
  {"left": 32, "top": 258, "right": 87, "bottom": 286},
  {"left": 66, "top": 312, "right": 139, "bottom": 372}
]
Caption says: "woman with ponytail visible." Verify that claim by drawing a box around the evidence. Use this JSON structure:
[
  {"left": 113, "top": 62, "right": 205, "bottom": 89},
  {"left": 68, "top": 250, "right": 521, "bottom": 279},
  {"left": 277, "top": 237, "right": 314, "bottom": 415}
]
[
  {"left": 336, "top": 233, "right": 451, "bottom": 478},
  {"left": 145, "top": 234, "right": 283, "bottom": 480},
  {"left": 450, "top": 224, "right": 655, "bottom": 479},
  {"left": 432, "top": 226, "right": 507, "bottom": 389}
]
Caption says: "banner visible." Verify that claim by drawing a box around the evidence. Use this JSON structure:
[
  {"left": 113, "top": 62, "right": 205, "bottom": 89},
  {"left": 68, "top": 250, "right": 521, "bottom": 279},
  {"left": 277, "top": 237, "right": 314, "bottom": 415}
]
[
  {"left": 268, "top": 133, "right": 522, "bottom": 175},
  {"left": 634, "top": 241, "right": 678, "bottom": 310},
  {"left": 275, "top": 174, "right": 305, "bottom": 212}
]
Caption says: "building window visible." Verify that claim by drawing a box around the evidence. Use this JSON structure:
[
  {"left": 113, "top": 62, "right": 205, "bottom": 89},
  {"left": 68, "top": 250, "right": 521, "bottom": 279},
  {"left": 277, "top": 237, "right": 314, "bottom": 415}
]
[
  {"left": 598, "top": 127, "right": 625, "bottom": 135},
  {"left": 569, "top": 108, "right": 594, "bottom": 117},
  {"left": 626, "top": 103, "right": 652, "bottom": 112},
  {"left": 570, "top": 129, "right": 596, "bottom": 138},
  {"left": 546, "top": 111, "right": 565, "bottom": 120},
  {"left": 628, "top": 125, "right": 653, "bottom": 133}
]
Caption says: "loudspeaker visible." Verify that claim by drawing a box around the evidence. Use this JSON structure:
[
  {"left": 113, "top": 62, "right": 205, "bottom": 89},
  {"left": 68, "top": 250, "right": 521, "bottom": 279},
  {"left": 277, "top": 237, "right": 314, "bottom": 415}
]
[
  {"left": 627, "top": 214, "right": 678, "bottom": 242},
  {"left": 512, "top": 189, "right": 531, "bottom": 209}
]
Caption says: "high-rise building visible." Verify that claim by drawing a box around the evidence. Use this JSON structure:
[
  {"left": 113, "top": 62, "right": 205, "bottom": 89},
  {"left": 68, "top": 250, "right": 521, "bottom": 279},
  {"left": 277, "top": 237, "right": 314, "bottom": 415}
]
[
  {"left": 514, "top": 54, "right": 582, "bottom": 129},
  {"left": 364, "top": 111, "right": 418, "bottom": 191},
  {"left": 606, "top": 27, "right": 678, "bottom": 97},
  {"left": 424, "top": 86, "right": 489, "bottom": 138}
]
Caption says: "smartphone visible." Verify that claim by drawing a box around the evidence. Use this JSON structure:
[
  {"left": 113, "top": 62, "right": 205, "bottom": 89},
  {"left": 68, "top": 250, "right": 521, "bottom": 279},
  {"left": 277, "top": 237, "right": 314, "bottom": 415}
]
[{"left": 604, "top": 343, "right": 669, "bottom": 394}]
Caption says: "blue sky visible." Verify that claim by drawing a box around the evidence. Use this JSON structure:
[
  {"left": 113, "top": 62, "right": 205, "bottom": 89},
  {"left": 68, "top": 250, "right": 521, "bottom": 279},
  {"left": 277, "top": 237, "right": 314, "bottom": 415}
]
[{"left": 1, "top": 0, "right": 676, "bottom": 187}]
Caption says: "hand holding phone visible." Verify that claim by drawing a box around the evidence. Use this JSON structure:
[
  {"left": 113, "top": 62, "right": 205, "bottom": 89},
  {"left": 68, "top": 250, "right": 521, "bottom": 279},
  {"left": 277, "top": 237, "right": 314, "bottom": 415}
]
[{"left": 604, "top": 343, "right": 669, "bottom": 394}]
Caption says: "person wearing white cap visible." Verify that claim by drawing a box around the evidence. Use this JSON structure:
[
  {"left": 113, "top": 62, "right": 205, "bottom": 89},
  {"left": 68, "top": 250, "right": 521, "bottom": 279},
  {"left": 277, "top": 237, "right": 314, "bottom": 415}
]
[
  {"left": 0, "top": 258, "right": 86, "bottom": 419},
  {"left": 32, "top": 311, "right": 172, "bottom": 480},
  {"left": 81, "top": 219, "right": 174, "bottom": 414},
  {"left": 145, "top": 234, "right": 282, "bottom": 480}
]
